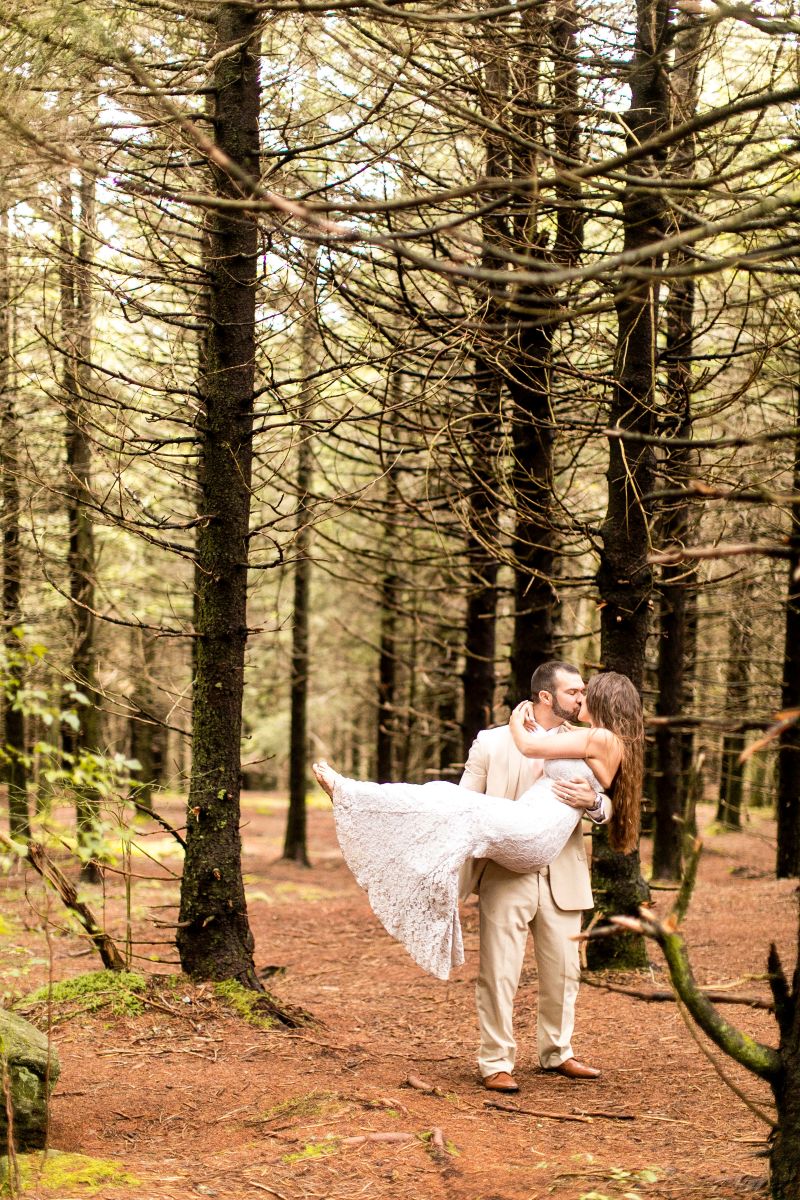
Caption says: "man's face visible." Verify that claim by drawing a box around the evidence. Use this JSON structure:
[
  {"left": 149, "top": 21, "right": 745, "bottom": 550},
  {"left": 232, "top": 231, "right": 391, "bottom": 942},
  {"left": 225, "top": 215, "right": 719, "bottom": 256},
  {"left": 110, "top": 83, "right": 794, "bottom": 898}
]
[{"left": 542, "top": 670, "right": 585, "bottom": 722}]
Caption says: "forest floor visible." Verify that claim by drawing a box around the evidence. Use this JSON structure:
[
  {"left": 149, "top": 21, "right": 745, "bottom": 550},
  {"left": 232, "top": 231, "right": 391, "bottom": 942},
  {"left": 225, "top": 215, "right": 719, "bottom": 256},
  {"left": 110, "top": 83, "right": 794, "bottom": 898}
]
[{"left": 0, "top": 793, "right": 795, "bottom": 1200}]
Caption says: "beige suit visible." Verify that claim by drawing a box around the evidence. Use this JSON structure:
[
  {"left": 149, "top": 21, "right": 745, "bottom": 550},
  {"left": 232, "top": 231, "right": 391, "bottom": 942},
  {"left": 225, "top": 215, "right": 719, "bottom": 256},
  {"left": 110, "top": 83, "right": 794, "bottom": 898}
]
[{"left": 460, "top": 723, "right": 607, "bottom": 1075}]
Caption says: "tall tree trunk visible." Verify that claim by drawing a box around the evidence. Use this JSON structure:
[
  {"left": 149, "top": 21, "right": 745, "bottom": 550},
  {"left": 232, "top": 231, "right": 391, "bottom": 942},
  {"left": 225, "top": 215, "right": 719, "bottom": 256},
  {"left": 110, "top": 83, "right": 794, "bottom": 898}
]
[
  {"left": 399, "top": 618, "right": 418, "bottom": 782},
  {"left": 376, "top": 378, "right": 403, "bottom": 781},
  {"left": 651, "top": 12, "right": 703, "bottom": 881},
  {"left": 462, "top": 365, "right": 501, "bottom": 748},
  {"left": 716, "top": 581, "right": 754, "bottom": 829},
  {"left": 284, "top": 273, "right": 317, "bottom": 866},
  {"left": 437, "top": 630, "right": 463, "bottom": 776},
  {"left": 462, "top": 23, "right": 506, "bottom": 751},
  {"left": 551, "top": 0, "right": 584, "bottom": 269},
  {"left": 176, "top": 4, "right": 261, "bottom": 986},
  {"left": 377, "top": 481, "right": 398, "bottom": 781},
  {"left": 590, "top": 0, "right": 670, "bottom": 969},
  {"left": 777, "top": 380, "right": 800, "bottom": 877},
  {"left": 129, "top": 631, "right": 164, "bottom": 813},
  {"left": 770, "top": 922, "right": 800, "bottom": 1198},
  {"left": 0, "top": 209, "right": 29, "bottom": 840},
  {"left": 507, "top": 6, "right": 558, "bottom": 701},
  {"left": 60, "top": 172, "right": 102, "bottom": 881},
  {"left": 506, "top": 296, "right": 557, "bottom": 700},
  {"left": 680, "top": 579, "right": 700, "bottom": 835}
]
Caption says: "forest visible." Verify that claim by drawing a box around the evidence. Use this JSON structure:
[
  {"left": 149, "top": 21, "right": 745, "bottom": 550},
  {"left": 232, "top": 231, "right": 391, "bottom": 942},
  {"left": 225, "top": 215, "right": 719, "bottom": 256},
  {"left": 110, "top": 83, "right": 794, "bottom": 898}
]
[{"left": 1, "top": 0, "right": 800, "bottom": 1196}]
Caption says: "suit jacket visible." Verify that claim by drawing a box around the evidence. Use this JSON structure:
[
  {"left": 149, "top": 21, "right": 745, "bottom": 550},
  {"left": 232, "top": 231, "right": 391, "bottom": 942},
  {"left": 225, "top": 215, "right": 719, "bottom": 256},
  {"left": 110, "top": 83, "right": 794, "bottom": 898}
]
[{"left": 459, "top": 723, "right": 596, "bottom": 912}]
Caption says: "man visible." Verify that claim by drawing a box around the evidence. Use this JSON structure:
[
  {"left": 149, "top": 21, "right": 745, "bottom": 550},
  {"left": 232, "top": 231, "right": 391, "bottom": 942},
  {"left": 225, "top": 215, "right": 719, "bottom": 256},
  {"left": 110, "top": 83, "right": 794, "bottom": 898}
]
[{"left": 460, "top": 660, "right": 611, "bottom": 1094}]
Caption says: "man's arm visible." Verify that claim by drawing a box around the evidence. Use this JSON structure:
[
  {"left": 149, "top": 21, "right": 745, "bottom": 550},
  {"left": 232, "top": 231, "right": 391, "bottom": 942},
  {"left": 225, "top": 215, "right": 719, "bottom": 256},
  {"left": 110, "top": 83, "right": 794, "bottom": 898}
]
[
  {"left": 460, "top": 734, "right": 488, "bottom": 793},
  {"left": 552, "top": 778, "right": 612, "bottom": 824}
]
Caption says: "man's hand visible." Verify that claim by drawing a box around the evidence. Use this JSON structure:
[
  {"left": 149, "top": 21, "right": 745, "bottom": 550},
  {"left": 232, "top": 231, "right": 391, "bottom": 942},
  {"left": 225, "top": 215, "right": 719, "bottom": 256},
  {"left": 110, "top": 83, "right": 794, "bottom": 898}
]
[{"left": 551, "top": 777, "right": 599, "bottom": 810}]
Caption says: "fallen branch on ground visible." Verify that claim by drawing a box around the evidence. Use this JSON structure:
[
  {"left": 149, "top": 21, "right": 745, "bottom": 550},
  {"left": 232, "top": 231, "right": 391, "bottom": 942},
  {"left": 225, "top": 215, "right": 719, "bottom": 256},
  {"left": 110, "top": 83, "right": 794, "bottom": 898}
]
[
  {"left": 572, "top": 1109, "right": 636, "bottom": 1121},
  {"left": 425, "top": 1126, "right": 459, "bottom": 1162},
  {"left": 484, "top": 1099, "right": 592, "bottom": 1123},
  {"left": 0, "top": 833, "right": 124, "bottom": 970},
  {"left": 580, "top": 976, "right": 773, "bottom": 1010},
  {"left": 341, "top": 1132, "right": 414, "bottom": 1146},
  {"left": 404, "top": 1073, "right": 445, "bottom": 1096},
  {"left": 354, "top": 1093, "right": 410, "bottom": 1114}
]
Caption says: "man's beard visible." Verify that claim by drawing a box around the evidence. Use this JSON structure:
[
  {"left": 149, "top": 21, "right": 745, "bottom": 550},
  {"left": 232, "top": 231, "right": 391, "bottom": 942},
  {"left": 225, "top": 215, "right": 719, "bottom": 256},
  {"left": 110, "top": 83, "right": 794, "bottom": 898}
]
[{"left": 551, "top": 698, "right": 580, "bottom": 722}]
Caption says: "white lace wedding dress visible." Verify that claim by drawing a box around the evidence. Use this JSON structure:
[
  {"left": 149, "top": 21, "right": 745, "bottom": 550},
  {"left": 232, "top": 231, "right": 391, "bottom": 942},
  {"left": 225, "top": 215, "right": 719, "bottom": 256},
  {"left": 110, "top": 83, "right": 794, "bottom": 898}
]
[{"left": 331, "top": 759, "right": 603, "bottom": 980}]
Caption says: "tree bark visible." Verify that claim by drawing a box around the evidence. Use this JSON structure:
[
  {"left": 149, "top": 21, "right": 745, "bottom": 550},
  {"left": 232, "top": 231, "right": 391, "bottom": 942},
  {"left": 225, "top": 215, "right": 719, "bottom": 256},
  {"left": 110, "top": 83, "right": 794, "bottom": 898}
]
[
  {"left": 716, "top": 581, "right": 754, "bottom": 829},
  {"left": 591, "top": 0, "right": 671, "bottom": 969},
  {"left": 506, "top": 294, "right": 557, "bottom": 701},
  {"left": 376, "top": 379, "right": 403, "bottom": 781},
  {"left": 651, "top": 12, "right": 703, "bottom": 881},
  {"left": 506, "top": 6, "right": 558, "bottom": 702},
  {"left": 461, "top": 21, "right": 506, "bottom": 752},
  {"left": 284, "top": 271, "right": 318, "bottom": 866},
  {"left": 551, "top": 0, "right": 584, "bottom": 268},
  {"left": 60, "top": 172, "right": 102, "bottom": 881},
  {"left": 776, "top": 383, "right": 800, "bottom": 877},
  {"left": 0, "top": 209, "right": 29, "bottom": 840},
  {"left": 129, "top": 631, "right": 166, "bottom": 813},
  {"left": 176, "top": 4, "right": 261, "bottom": 986},
  {"left": 437, "top": 631, "right": 463, "bottom": 776},
  {"left": 769, "top": 931, "right": 800, "bottom": 1198},
  {"left": 462, "top": 364, "right": 501, "bottom": 749},
  {"left": 377, "top": 486, "right": 398, "bottom": 781}
]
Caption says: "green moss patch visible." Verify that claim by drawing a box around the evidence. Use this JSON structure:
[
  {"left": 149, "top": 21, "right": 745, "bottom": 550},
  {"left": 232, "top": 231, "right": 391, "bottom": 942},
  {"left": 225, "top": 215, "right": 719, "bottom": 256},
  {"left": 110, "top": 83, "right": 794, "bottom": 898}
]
[
  {"left": 418, "top": 1130, "right": 460, "bottom": 1157},
  {"left": 212, "top": 979, "right": 279, "bottom": 1029},
  {"left": 18, "top": 971, "right": 147, "bottom": 1023},
  {"left": 262, "top": 1090, "right": 346, "bottom": 1125},
  {"left": 212, "top": 979, "right": 311, "bottom": 1030},
  {"left": 1, "top": 1150, "right": 139, "bottom": 1195},
  {"left": 281, "top": 1138, "right": 339, "bottom": 1165}
]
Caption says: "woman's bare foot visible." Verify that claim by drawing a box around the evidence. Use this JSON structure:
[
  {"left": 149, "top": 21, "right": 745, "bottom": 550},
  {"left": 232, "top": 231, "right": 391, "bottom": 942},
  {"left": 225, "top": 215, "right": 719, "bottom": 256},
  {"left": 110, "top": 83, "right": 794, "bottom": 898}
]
[{"left": 312, "top": 761, "right": 338, "bottom": 799}]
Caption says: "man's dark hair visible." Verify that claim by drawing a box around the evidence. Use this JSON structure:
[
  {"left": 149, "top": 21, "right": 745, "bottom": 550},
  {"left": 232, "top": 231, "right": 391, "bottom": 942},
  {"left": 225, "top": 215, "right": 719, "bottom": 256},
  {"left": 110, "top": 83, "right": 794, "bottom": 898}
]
[{"left": 530, "top": 661, "right": 581, "bottom": 700}]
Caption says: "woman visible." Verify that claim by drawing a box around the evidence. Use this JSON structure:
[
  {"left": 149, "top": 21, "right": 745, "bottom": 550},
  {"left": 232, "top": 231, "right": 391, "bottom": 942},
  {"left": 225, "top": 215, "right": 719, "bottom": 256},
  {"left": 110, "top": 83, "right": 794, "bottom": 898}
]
[{"left": 313, "top": 671, "right": 643, "bottom": 980}]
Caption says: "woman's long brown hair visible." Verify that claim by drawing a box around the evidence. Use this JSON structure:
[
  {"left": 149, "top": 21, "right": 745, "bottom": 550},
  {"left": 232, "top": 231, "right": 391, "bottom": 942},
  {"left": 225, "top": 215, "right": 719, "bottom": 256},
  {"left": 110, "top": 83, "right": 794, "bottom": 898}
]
[{"left": 585, "top": 672, "right": 644, "bottom": 854}]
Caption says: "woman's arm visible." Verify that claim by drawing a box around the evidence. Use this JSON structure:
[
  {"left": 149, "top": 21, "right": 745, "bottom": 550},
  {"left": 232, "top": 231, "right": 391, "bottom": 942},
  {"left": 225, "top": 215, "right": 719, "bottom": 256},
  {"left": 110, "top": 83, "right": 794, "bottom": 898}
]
[
  {"left": 509, "top": 703, "right": 591, "bottom": 760},
  {"left": 509, "top": 703, "right": 622, "bottom": 790}
]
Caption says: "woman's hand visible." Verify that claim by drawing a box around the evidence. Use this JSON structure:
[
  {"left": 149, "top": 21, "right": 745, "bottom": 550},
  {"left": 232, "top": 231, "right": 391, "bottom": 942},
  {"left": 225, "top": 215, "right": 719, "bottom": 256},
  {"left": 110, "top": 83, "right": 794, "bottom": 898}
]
[
  {"left": 509, "top": 701, "right": 535, "bottom": 752},
  {"left": 510, "top": 700, "right": 534, "bottom": 728}
]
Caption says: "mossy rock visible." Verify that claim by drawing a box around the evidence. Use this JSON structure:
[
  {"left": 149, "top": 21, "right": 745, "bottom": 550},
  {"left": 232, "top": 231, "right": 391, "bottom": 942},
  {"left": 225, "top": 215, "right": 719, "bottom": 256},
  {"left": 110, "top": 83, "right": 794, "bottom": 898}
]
[
  {"left": 0, "top": 1009, "right": 60, "bottom": 1151},
  {"left": 0, "top": 1150, "right": 139, "bottom": 1195}
]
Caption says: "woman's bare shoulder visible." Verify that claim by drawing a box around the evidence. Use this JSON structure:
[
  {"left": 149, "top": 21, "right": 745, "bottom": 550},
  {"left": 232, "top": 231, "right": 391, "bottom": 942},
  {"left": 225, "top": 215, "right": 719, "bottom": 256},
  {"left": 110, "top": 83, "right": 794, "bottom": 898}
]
[
  {"left": 587, "top": 726, "right": 618, "bottom": 742},
  {"left": 586, "top": 727, "right": 623, "bottom": 754}
]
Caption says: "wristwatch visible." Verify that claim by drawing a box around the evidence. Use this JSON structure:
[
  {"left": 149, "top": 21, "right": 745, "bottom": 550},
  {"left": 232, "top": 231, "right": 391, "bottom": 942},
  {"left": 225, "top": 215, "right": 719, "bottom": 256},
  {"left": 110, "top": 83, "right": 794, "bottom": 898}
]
[{"left": 586, "top": 795, "right": 604, "bottom": 819}]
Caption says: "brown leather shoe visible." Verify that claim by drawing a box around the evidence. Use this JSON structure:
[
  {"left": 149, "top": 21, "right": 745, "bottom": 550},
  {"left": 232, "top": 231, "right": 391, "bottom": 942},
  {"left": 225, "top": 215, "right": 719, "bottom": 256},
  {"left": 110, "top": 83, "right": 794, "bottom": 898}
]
[
  {"left": 482, "top": 1070, "right": 520, "bottom": 1093},
  {"left": 548, "top": 1057, "right": 601, "bottom": 1080}
]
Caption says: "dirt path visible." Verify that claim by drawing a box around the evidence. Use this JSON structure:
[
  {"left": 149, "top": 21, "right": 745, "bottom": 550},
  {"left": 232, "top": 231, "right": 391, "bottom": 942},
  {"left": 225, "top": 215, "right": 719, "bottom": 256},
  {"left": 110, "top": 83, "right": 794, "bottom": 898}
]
[{"left": 1, "top": 797, "right": 792, "bottom": 1199}]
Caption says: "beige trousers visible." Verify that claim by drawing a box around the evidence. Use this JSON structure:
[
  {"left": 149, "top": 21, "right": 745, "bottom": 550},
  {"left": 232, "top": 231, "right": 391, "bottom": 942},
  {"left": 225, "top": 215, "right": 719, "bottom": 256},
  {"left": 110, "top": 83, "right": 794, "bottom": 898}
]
[{"left": 476, "top": 860, "right": 582, "bottom": 1076}]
